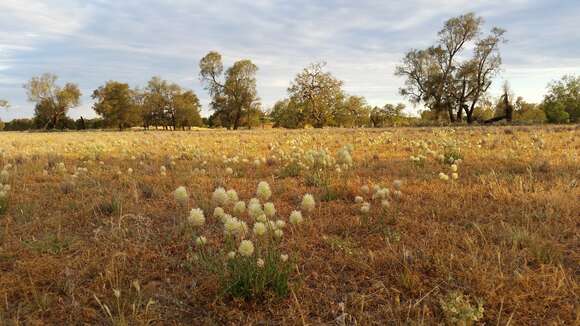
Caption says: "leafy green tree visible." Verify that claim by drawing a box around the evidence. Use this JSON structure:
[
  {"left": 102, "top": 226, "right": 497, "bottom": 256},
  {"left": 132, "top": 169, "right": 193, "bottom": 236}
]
[
  {"left": 288, "top": 62, "right": 345, "bottom": 128},
  {"left": 270, "top": 99, "right": 303, "bottom": 129},
  {"left": 173, "top": 90, "right": 203, "bottom": 129},
  {"left": 513, "top": 97, "right": 545, "bottom": 123},
  {"left": 542, "top": 102, "right": 569, "bottom": 123},
  {"left": 542, "top": 75, "right": 579, "bottom": 122},
  {"left": 92, "top": 81, "right": 141, "bottom": 130},
  {"left": 370, "top": 103, "right": 406, "bottom": 127},
  {"left": 23, "top": 73, "right": 81, "bottom": 129},
  {"left": 396, "top": 13, "right": 505, "bottom": 124},
  {"left": 334, "top": 95, "right": 370, "bottom": 127},
  {"left": 200, "top": 52, "right": 260, "bottom": 130}
]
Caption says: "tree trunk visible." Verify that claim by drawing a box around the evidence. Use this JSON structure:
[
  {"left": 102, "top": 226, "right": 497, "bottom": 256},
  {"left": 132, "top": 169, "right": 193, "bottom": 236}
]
[
  {"left": 447, "top": 107, "right": 456, "bottom": 123},
  {"left": 466, "top": 109, "right": 474, "bottom": 124}
]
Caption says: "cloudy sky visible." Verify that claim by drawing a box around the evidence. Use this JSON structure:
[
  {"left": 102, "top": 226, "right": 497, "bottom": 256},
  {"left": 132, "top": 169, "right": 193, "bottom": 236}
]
[{"left": 0, "top": 0, "right": 579, "bottom": 120}]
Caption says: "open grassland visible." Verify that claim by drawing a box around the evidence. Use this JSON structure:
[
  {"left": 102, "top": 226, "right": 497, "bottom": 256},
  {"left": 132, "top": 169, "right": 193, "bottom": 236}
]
[{"left": 0, "top": 126, "right": 578, "bottom": 325}]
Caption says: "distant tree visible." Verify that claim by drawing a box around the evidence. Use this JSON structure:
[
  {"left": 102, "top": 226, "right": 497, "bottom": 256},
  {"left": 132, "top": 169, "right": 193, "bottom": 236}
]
[
  {"left": 270, "top": 99, "right": 303, "bottom": 129},
  {"left": 513, "top": 97, "right": 545, "bottom": 123},
  {"left": 23, "top": 73, "right": 81, "bottom": 129},
  {"left": 173, "top": 90, "right": 203, "bottom": 129},
  {"left": 369, "top": 103, "right": 406, "bottom": 127},
  {"left": 334, "top": 95, "right": 370, "bottom": 127},
  {"left": 542, "top": 75, "right": 579, "bottom": 123},
  {"left": 141, "top": 77, "right": 201, "bottom": 130},
  {"left": 396, "top": 13, "right": 506, "bottom": 124},
  {"left": 288, "top": 62, "right": 345, "bottom": 128},
  {"left": 4, "top": 118, "right": 34, "bottom": 131},
  {"left": 92, "top": 81, "right": 141, "bottom": 130},
  {"left": 75, "top": 117, "right": 86, "bottom": 130},
  {"left": 199, "top": 51, "right": 260, "bottom": 130},
  {"left": 542, "top": 102, "right": 569, "bottom": 123},
  {"left": 142, "top": 77, "right": 177, "bottom": 129}
]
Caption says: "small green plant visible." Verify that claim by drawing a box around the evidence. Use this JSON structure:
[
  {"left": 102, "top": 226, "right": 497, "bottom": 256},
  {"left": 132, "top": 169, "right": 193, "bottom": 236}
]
[
  {"left": 439, "top": 291, "right": 484, "bottom": 325},
  {"left": 185, "top": 181, "right": 302, "bottom": 300}
]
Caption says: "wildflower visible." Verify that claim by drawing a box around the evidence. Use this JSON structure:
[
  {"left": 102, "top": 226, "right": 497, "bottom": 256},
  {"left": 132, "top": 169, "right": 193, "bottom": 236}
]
[
  {"left": 452, "top": 173, "right": 459, "bottom": 180},
  {"left": 253, "top": 222, "right": 267, "bottom": 236},
  {"left": 263, "top": 202, "right": 276, "bottom": 218},
  {"left": 256, "top": 214, "right": 267, "bottom": 222},
  {"left": 274, "top": 229, "right": 284, "bottom": 238},
  {"left": 361, "top": 202, "right": 371, "bottom": 214},
  {"left": 450, "top": 164, "right": 458, "bottom": 172},
  {"left": 224, "top": 217, "right": 244, "bottom": 236},
  {"left": 233, "top": 201, "right": 246, "bottom": 216},
  {"left": 174, "top": 186, "right": 188, "bottom": 206},
  {"left": 256, "top": 181, "right": 272, "bottom": 201},
  {"left": 289, "top": 210, "right": 303, "bottom": 225},
  {"left": 188, "top": 208, "right": 205, "bottom": 226},
  {"left": 248, "top": 201, "right": 264, "bottom": 219},
  {"left": 275, "top": 220, "right": 286, "bottom": 229},
  {"left": 280, "top": 254, "right": 289, "bottom": 262},
  {"left": 381, "top": 200, "right": 391, "bottom": 208},
  {"left": 213, "top": 207, "right": 225, "bottom": 219},
  {"left": 238, "top": 240, "right": 255, "bottom": 257},
  {"left": 354, "top": 196, "right": 364, "bottom": 204},
  {"left": 226, "top": 189, "right": 238, "bottom": 203},
  {"left": 225, "top": 167, "right": 234, "bottom": 175},
  {"left": 212, "top": 187, "right": 228, "bottom": 206},
  {"left": 256, "top": 258, "right": 265, "bottom": 268},
  {"left": 227, "top": 251, "right": 236, "bottom": 259},
  {"left": 195, "top": 236, "right": 207, "bottom": 246},
  {"left": 301, "top": 194, "right": 315, "bottom": 212},
  {"left": 439, "top": 173, "right": 449, "bottom": 181}
]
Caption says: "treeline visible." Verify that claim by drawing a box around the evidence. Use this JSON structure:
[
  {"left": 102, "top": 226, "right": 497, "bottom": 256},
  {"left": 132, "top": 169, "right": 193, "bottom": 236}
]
[{"left": 0, "top": 13, "right": 578, "bottom": 131}]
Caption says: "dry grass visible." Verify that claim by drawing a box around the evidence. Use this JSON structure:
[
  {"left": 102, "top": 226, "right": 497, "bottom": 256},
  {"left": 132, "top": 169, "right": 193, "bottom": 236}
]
[{"left": 0, "top": 126, "right": 578, "bottom": 325}]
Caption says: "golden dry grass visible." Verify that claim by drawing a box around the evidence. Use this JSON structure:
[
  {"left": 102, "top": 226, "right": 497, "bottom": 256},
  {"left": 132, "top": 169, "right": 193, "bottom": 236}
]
[{"left": 0, "top": 126, "right": 578, "bottom": 325}]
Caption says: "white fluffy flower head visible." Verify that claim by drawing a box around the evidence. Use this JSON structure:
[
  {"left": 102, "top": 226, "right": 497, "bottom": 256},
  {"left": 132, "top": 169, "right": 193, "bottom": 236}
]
[
  {"left": 238, "top": 240, "right": 255, "bottom": 257},
  {"left": 301, "top": 194, "right": 315, "bottom": 212},
  {"left": 188, "top": 208, "right": 205, "bottom": 226},
  {"left": 256, "top": 181, "right": 272, "bottom": 201}
]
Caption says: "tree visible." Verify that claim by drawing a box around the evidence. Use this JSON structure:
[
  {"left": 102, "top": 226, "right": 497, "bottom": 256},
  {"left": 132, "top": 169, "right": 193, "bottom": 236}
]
[
  {"left": 396, "top": 13, "right": 506, "bottom": 124},
  {"left": 334, "top": 96, "right": 370, "bottom": 127},
  {"left": 23, "top": 73, "right": 81, "bottom": 129},
  {"left": 270, "top": 99, "right": 303, "bottom": 129},
  {"left": 288, "top": 62, "right": 345, "bottom": 128},
  {"left": 92, "top": 81, "right": 141, "bottom": 130},
  {"left": 542, "top": 75, "right": 580, "bottom": 123},
  {"left": 542, "top": 102, "right": 569, "bottom": 123},
  {"left": 512, "top": 97, "right": 545, "bottom": 123},
  {"left": 369, "top": 103, "right": 406, "bottom": 127},
  {"left": 199, "top": 52, "right": 260, "bottom": 130},
  {"left": 140, "top": 77, "right": 202, "bottom": 130},
  {"left": 173, "top": 90, "right": 203, "bottom": 129}
]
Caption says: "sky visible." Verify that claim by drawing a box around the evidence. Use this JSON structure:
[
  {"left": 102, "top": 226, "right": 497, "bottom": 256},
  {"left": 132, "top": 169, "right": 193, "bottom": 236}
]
[{"left": 0, "top": 0, "right": 579, "bottom": 120}]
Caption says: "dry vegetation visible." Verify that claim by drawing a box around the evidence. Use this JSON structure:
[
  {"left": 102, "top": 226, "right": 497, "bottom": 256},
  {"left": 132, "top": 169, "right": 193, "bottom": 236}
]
[{"left": 0, "top": 126, "right": 578, "bottom": 325}]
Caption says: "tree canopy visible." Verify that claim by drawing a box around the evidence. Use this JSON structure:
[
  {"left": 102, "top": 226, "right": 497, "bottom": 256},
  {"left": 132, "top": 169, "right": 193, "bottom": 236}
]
[
  {"left": 23, "top": 73, "right": 81, "bottom": 129},
  {"left": 200, "top": 51, "right": 259, "bottom": 130},
  {"left": 396, "top": 13, "right": 506, "bottom": 124}
]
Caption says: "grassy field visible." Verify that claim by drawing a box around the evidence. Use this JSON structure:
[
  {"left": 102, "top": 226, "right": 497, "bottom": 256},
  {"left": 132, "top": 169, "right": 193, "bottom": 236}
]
[{"left": 0, "top": 126, "right": 578, "bottom": 325}]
